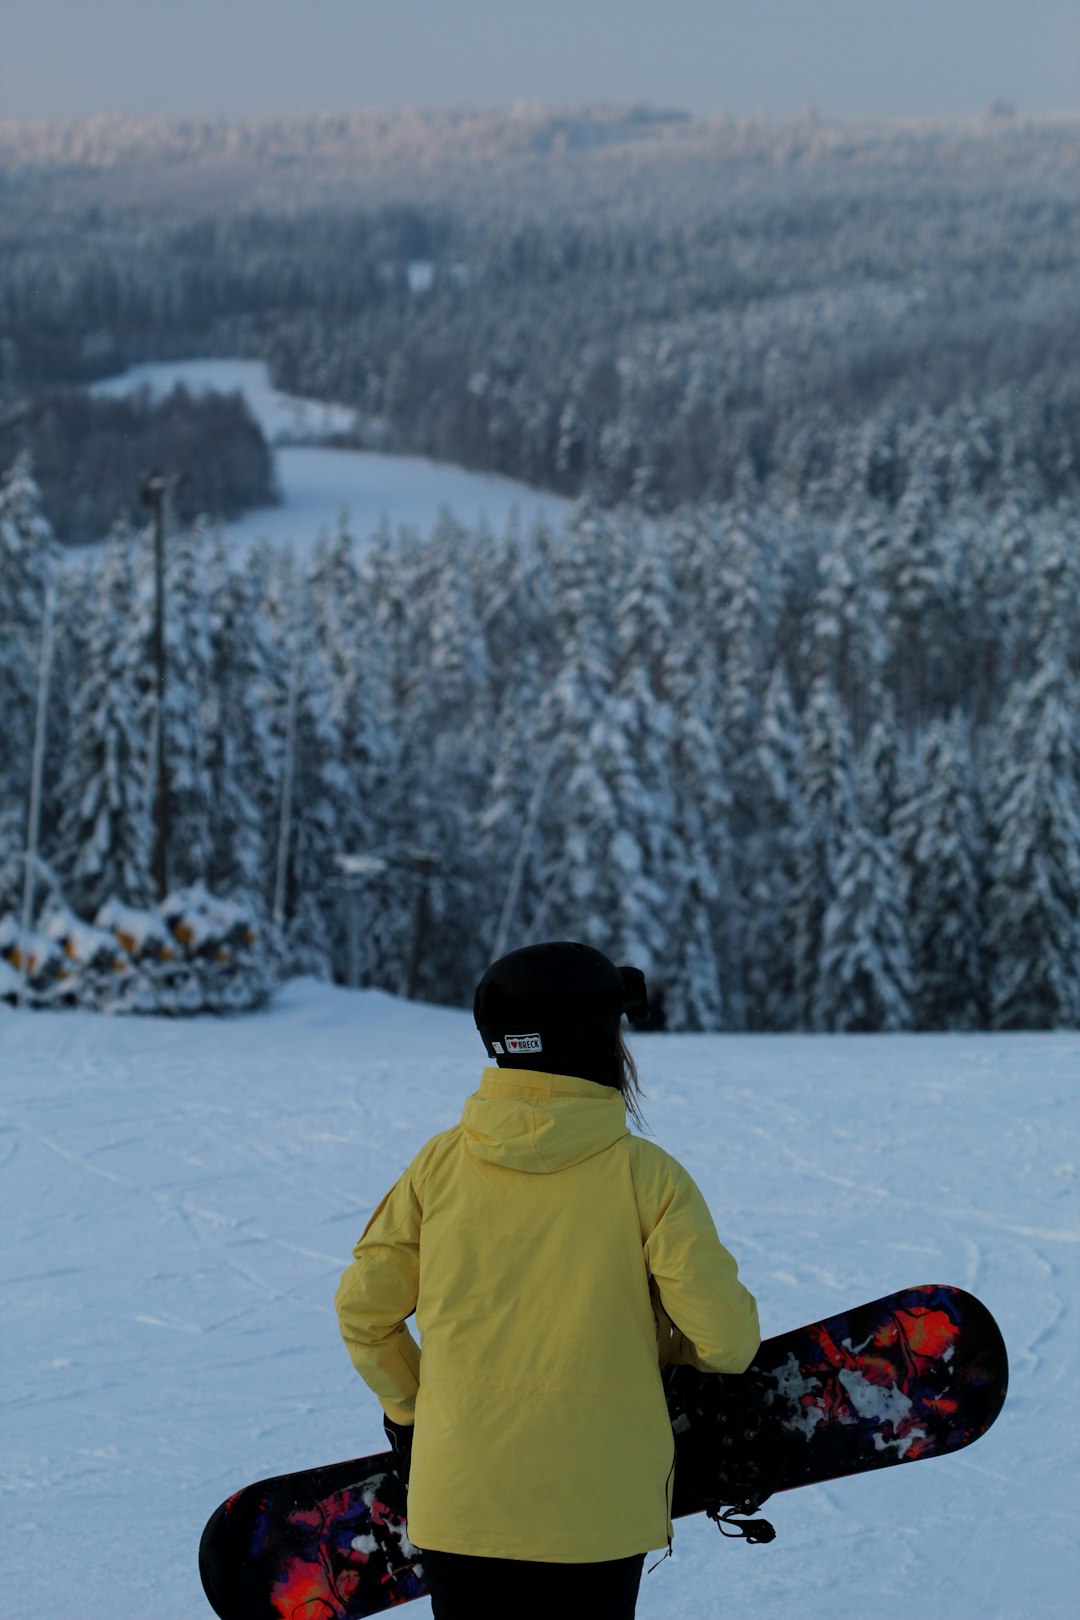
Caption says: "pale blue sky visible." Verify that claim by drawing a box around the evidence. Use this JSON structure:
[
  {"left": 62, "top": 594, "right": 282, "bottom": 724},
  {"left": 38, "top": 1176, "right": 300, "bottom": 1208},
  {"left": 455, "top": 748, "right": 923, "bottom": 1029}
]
[{"left": 1, "top": 0, "right": 1076, "bottom": 122}]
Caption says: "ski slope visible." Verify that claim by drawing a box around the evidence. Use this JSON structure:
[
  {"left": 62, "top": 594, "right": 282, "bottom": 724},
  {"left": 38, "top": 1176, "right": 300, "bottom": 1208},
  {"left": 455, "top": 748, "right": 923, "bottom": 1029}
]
[{"left": 2, "top": 980, "right": 1077, "bottom": 1619}]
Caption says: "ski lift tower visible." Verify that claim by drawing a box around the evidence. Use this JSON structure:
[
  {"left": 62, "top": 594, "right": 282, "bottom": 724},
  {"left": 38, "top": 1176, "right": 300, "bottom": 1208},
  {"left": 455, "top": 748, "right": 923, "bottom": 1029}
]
[
  {"left": 332, "top": 853, "right": 389, "bottom": 989},
  {"left": 332, "top": 848, "right": 439, "bottom": 998}
]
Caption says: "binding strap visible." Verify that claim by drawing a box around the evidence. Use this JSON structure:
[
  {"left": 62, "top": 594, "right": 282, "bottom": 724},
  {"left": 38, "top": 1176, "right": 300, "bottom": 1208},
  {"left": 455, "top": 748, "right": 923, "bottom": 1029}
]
[{"left": 706, "top": 1502, "right": 777, "bottom": 1544}]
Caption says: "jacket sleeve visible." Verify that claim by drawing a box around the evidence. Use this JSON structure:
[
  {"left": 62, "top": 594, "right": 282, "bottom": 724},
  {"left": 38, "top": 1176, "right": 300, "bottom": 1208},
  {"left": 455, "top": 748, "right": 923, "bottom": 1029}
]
[
  {"left": 635, "top": 1142, "right": 760, "bottom": 1375},
  {"left": 335, "top": 1166, "right": 423, "bottom": 1425}
]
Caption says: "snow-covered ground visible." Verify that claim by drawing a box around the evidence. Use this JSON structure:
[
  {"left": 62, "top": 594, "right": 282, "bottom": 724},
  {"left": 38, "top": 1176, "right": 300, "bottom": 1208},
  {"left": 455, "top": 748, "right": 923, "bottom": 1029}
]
[
  {"left": 86, "top": 360, "right": 573, "bottom": 559},
  {"left": 2, "top": 981, "right": 1077, "bottom": 1619}
]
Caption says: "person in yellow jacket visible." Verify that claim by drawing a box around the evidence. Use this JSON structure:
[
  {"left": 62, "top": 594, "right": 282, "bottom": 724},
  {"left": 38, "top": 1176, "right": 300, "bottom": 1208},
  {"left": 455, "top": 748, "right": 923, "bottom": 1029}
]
[{"left": 335, "top": 941, "right": 760, "bottom": 1620}]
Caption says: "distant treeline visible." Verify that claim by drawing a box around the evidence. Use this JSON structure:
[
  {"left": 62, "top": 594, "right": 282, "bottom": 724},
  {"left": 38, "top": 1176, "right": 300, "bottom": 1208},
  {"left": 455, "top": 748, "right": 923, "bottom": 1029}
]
[
  {"left": 2, "top": 457, "right": 1078, "bottom": 1033},
  {"left": 0, "top": 385, "right": 277, "bottom": 544},
  {"left": 2, "top": 110, "right": 1079, "bottom": 516}
]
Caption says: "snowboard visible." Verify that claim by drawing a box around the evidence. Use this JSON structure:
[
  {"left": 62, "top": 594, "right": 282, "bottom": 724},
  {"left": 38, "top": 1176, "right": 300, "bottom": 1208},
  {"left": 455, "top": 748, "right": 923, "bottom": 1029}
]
[{"left": 199, "top": 1283, "right": 1007, "bottom": 1618}]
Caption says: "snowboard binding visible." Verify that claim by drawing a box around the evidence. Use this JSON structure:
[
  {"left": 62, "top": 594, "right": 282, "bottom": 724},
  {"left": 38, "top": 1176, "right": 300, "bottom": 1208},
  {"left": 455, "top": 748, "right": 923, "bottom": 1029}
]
[{"left": 665, "top": 1364, "right": 786, "bottom": 1544}]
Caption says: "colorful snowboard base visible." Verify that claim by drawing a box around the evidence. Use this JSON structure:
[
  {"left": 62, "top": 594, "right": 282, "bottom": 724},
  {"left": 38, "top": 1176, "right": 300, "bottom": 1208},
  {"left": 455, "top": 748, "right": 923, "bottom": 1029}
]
[{"left": 199, "top": 1283, "right": 1007, "bottom": 1618}]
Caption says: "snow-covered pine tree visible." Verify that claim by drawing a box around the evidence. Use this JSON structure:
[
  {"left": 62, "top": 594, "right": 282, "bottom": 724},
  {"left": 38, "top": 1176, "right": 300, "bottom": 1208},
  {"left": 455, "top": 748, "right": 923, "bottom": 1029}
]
[
  {"left": 985, "top": 657, "right": 1080, "bottom": 1029},
  {"left": 308, "top": 517, "right": 383, "bottom": 856},
  {"left": 852, "top": 414, "right": 903, "bottom": 506},
  {"left": 0, "top": 803, "right": 21, "bottom": 883},
  {"left": 614, "top": 524, "right": 727, "bottom": 1028},
  {"left": 307, "top": 517, "right": 407, "bottom": 988},
  {"left": 613, "top": 516, "right": 675, "bottom": 703},
  {"left": 0, "top": 455, "right": 57, "bottom": 863},
  {"left": 344, "top": 520, "right": 431, "bottom": 993},
  {"left": 945, "top": 401, "right": 995, "bottom": 507},
  {"left": 161, "top": 517, "right": 213, "bottom": 888},
  {"left": 56, "top": 523, "right": 156, "bottom": 915},
  {"left": 1028, "top": 514, "right": 1080, "bottom": 670},
  {"left": 986, "top": 498, "right": 1039, "bottom": 694},
  {"left": 793, "top": 676, "right": 858, "bottom": 1028},
  {"left": 657, "top": 506, "right": 750, "bottom": 1024},
  {"left": 945, "top": 506, "right": 999, "bottom": 727},
  {"left": 815, "top": 817, "right": 915, "bottom": 1032},
  {"left": 809, "top": 706, "right": 913, "bottom": 1030},
  {"left": 264, "top": 555, "right": 348, "bottom": 979},
  {"left": 204, "top": 532, "right": 276, "bottom": 903},
  {"left": 662, "top": 650, "right": 732, "bottom": 1031},
  {"left": 718, "top": 502, "right": 785, "bottom": 1024},
  {"left": 308, "top": 517, "right": 362, "bottom": 677},
  {"left": 806, "top": 515, "right": 887, "bottom": 747},
  {"left": 712, "top": 501, "right": 770, "bottom": 771},
  {"left": 743, "top": 665, "right": 806, "bottom": 1031},
  {"left": 527, "top": 513, "right": 623, "bottom": 947},
  {"left": 856, "top": 703, "right": 906, "bottom": 842},
  {"left": 481, "top": 702, "right": 557, "bottom": 964},
  {"left": 893, "top": 712, "right": 986, "bottom": 1028},
  {"left": 477, "top": 516, "right": 574, "bottom": 966},
  {"left": 876, "top": 472, "right": 948, "bottom": 734},
  {"left": 397, "top": 513, "right": 495, "bottom": 1003},
  {"left": 558, "top": 667, "right": 674, "bottom": 986},
  {"left": 40, "top": 562, "right": 87, "bottom": 877}
]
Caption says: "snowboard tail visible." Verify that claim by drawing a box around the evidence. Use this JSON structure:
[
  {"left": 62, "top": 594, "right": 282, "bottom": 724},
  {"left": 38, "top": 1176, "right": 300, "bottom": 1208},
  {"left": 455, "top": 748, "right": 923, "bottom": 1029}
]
[{"left": 199, "top": 1283, "right": 1007, "bottom": 1619}]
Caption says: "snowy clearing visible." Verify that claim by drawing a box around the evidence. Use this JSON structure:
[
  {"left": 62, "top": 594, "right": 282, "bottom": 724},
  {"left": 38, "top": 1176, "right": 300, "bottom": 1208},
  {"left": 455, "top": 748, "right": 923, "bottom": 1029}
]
[
  {"left": 84, "top": 359, "right": 573, "bottom": 559},
  {"left": 1, "top": 980, "right": 1077, "bottom": 1619}
]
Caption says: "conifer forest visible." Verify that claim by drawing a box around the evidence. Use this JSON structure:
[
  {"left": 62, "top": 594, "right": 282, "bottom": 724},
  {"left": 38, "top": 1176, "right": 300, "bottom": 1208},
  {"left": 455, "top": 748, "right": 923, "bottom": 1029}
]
[{"left": 1, "top": 107, "right": 1079, "bottom": 1029}]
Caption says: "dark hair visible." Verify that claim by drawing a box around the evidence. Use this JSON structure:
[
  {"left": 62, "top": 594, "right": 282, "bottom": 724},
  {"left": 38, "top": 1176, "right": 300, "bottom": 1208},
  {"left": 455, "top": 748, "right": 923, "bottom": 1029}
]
[{"left": 614, "top": 1025, "right": 649, "bottom": 1132}]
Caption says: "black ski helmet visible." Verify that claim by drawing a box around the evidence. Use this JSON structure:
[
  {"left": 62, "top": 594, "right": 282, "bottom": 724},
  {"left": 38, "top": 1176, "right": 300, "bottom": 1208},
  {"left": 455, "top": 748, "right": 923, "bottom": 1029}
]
[{"left": 473, "top": 941, "right": 649, "bottom": 1085}]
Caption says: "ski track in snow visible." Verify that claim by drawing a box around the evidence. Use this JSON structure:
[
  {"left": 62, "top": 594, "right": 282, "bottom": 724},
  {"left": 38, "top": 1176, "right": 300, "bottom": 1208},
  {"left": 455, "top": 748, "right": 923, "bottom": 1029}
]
[{"left": 1, "top": 983, "right": 1077, "bottom": 1618}]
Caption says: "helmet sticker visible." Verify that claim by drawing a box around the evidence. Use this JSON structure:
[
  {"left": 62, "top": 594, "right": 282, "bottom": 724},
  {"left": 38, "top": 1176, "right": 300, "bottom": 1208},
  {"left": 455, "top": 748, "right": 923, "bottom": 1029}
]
[{"left": 505, "top": 1032, "right": 543, "bottom": 1053}]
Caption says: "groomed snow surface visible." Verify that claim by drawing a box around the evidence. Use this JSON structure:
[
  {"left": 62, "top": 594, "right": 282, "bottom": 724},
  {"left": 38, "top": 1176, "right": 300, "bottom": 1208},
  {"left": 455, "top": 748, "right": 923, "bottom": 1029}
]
[{"left": 2, "top": 981, "right": 1077, "bottom": 1619}]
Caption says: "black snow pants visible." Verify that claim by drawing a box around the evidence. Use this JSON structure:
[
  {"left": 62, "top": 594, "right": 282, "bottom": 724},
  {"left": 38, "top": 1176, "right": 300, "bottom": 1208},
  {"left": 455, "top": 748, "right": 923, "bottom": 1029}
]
[{"left": 422, "top": 1548, "right": 647, "bottom": 1620}]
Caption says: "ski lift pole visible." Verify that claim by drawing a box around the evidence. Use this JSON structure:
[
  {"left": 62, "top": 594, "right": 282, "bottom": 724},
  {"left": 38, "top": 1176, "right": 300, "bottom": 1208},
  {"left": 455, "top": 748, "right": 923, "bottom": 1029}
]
[
  {"left": 406, "top": 849, "right": 439, "bottom": 1001},
  {"left": 272, "top": 634, "right": 302, "bottom": 947},
  {"left": 18, "top": 581, "right": 56, "bottom": 1007},
  {"left": 345, "top": 875, "right": 360, "bottom": 990},
  {"left": 142, "top": 471, "right": 172, "bottom": 901}
]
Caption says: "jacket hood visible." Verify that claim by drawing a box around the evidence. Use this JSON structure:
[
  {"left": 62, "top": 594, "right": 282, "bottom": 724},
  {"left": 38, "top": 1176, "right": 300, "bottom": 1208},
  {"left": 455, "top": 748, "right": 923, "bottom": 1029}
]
[{"left": 461, "top": 1066, "right": 629, "bottom": 1173}]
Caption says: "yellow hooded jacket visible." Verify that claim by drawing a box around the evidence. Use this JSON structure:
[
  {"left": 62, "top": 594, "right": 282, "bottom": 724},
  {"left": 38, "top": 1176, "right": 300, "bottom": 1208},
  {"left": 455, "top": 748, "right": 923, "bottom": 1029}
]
[{"left": 334, "top": 1066, "right": 760, "bottom": 1562}]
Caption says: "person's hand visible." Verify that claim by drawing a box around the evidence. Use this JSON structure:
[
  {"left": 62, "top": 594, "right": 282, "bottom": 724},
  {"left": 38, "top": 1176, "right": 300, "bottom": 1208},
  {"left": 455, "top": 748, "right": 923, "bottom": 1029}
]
[{"left": 383, "top": 1413, "right": 414, "bottom": 1486}]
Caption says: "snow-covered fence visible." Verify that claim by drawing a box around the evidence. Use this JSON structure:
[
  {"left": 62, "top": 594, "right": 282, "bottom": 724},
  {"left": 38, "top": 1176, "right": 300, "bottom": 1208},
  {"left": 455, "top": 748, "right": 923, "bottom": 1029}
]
[{"left": 0, "top": 884, "right": 277, "bottom": 1014}]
